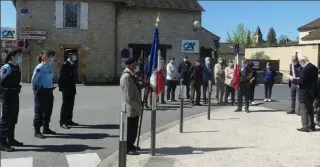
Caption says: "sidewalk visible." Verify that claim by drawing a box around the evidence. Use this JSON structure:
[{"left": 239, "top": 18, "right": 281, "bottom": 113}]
[{"left": 105, "top": 106, "right": 320, "bottom": 167}]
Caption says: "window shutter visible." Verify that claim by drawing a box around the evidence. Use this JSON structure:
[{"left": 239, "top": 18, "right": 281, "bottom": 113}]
[
  {"left": 55, "top": 0, "right": 64, "bottom": 28},
  {"left": 80, "top": 2, "right": 88, "bottom": 30}
]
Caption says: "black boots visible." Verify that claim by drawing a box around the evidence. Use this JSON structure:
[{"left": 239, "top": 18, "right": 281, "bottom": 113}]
[
  {"left": 0, "top": 138, "right": 14, "bottom": 152},
  {"left": 8, "top": 138, "right": 23, "bottom": 146},
  {"left": 42, "top": 125, "right": 56, "bottom": 135},
  {"left": 34, "top": 126, "right": 46, "bottom": 139}
]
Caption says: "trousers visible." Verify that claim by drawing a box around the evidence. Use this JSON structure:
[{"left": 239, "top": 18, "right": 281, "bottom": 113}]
[
  {"left": 291, "top": 84, "right": 300, "bottom": 113},
  {"left": 224, "top": 84, "right": 235, "bottom": 104},
  {"left": 191, "top": 83, "right": 201, "bottom": 104},
  {"left": 127, "top": 116, "right": 139, "bottom": 152},
  {"left": 166, "top": 80, "right": 177, "bottom": 101},
  {"left": 237, "top": 83, "right": 250, "bottom": 110},
  {"left": 264, "top": 82, "right": 274, "bottom": 99},
  {"left": 300, "top": 100, "right": 315, "bottom": 128},
  {"left": 33, "top": 88, "right": 54, "bottom": 128},
  {"left": 0, "top": 90, "right": 19, "bottom": 141},
  {"left": 215, "top": 82, "right": 225, "bottom": 103},
  {"left": 60, "top": 91, "right": 76, "bottom": 124},
  {"left": 249, "top": 84, "right": 255, "bottom": 101}
]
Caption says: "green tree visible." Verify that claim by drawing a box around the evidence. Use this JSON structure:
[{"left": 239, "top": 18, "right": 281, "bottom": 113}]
[
  {"left": 266, "top": 27, "right": 277, "bottom": 46},
  {"left": 251, "top": 51, "right": 270, "bottom": 60},
  {"left": 246, "top": 31, "right": 252, "bottom": 47},
  {"left": 278, "top": 35, "right": 292, "bottom": 46},
  {"left": 226, "top": 24, "right": 250, "bottom": 46}
]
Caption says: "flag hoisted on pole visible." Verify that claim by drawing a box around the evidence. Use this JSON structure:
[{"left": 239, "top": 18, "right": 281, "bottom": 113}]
[
  {"left": 147, "top": 13, "right": 165, "bottom": 94},
  {"left": 232, "top": 44, "right": 240, "bottom": 90}
]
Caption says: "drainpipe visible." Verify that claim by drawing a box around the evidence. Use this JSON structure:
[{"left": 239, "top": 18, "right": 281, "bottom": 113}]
[{"left": 113, "top": 3, "right": 119, "bottom": 82}]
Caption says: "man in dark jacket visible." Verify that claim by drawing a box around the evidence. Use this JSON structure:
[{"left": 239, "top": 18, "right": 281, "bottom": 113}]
[
  {"left": 188, "top": 58, "right": 203, "bottom": 105},
  {"left": 178, "top": 56, "right": 191, "bottom": 99},
  {"left": 290, "top": 56, "right": 318, "bottom": 132},
  {"left": 314, "top": 76, "right": 320, "bottom": 126},
  {"left": 288, "top": 55, "right": 302, "bottom": 114},
  {"left": 58, "top": 52, "right": 78, "bottom": 129}
]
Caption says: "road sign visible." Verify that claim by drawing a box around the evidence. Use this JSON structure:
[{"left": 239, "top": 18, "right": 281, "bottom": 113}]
[
  {"left": 20, "top": 30, "right": 46, "bottom": 35},
  {"left": 20, "top": 35, "right": 46, "bottom": 40}
]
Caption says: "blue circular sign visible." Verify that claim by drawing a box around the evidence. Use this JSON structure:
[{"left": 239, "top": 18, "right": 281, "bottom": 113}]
[{"left": 121, "top": 49, "right": 130, "bottom": 58}]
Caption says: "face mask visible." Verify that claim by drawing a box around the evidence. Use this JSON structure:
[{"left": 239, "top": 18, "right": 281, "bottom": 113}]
[
  {"left": 17, "top": 56, "right": 22, "bottom": 63},
  {"left": 72, "top": 55, "right": 77, "bottom": 61},
  {"left": 183, "top": 58, "right": 187, "bottom": 62},
  {"left": 170, "top": 60, "right": 175, "bottom": 63},
  {"left": 206, "top": 61, "right": 210, "bottom": 65},
  {"left": 49, "top": 57, "right": 55, "bottom": 64},
  {"left": 219, "top": 60, "right": 223, "bottom": 64},
  {"left": 134, "top": 66, "right": 139, "bottom": 72},
  {"left": 229, "top": 63, "right": 234, "bottom": 68},
  {"left": 266, "top": 66, "right": 270, "bottom": 69},
  {"left": 294, "top": 62, "right": 297, "bottom": 65}
]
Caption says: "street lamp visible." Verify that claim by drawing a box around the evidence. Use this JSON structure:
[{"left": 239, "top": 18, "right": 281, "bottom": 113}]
[{"left": 193, "top": 20, "right": 200, "bottom": 32}]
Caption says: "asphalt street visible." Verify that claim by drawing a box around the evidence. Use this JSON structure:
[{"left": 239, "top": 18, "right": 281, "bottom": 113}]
[{"left": 0, "top": 84, "right": 291, "bottom": 167}]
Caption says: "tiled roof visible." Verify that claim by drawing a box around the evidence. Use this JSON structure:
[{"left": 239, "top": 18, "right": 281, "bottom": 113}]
[
  {"left": 200, "top": 27, "right": 220, "bottom": 41},
  {"left": 123, "top": 0, "right": 204, "bottom": 11},
  {"left": 298, "top": 18, "right": 320, "bottom": 31},
  {"left": 301, "top": 29, "right": 320, "bottom": 41},
  {"left": 219, "top": 43, "right": 245, "bottom": 55}
]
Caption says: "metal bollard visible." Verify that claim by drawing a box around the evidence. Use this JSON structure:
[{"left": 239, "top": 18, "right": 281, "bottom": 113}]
[
  {"left": 150, "top": 92, "right": 157, "bottom": 156},
  {"left": 179, "top": 83, "right": 185, "bottom": 133},
  {"left": 207, "top": 80, "right": 212, "bottom": 120},
  {"left": 119, "top": 108, "right": 127, "bottom": 167}
]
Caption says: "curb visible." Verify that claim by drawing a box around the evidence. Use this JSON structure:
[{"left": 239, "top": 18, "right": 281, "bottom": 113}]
[{"left": 96, "top": 106, "right": 234, "bottom": 167}]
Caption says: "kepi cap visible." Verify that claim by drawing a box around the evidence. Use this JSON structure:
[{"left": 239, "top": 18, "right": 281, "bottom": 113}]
[
  {"left": 125, "top": 58, "right": 136, "bottom": 65},
  {"left": 7, "top": 48, "right": 22, "bottom": 57},
  {"left": 41, "top": 49, "right": 56, "bottom": 56}
]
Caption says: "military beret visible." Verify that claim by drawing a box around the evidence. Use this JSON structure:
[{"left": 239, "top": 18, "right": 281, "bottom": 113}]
[
  {"left": 170, "top": 57, "right": 175, "bottom": 60},
  {"left": 7, "top": 48, "right": 22, "bottom": 57},
  {"left": 125, "top": 58, "right": 136, "bottom": 65},
  {"left": 41, "top": 49, "right": 56, "bottom": 56}
]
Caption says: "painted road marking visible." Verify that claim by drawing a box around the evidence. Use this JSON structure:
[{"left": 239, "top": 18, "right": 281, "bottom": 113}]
[
  {"left": 66, "top": 153, "right": 101, "bottom": 167},
  {"left": 1, "top": 157, "right": 33, "bottom": 167}
]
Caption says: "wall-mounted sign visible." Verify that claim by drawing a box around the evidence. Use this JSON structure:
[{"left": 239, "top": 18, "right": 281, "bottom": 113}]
[
  {"left": 20, "top": 30, "right": 47, "bottom": 40},
  {"left": 23, "top": 26, "right": 34, "bottom": 31},
  {"left": 121, "top": 49, "right": 130, "bottom": 58},
  {"left": 21, "top": 8, "right": 29, "bottom": 13},
  {"left": 1, "top": 28, "right": 16, "bottom": 40},
  {"left": 181, "top": 40, "right": 199, "bottom": 53},
  {"left": 252, "top": 61, "right": 259, "bottom": 69}
]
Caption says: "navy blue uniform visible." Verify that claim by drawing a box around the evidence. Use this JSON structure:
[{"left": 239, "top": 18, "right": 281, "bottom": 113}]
[
  {"left": 0, "top": 62, "right": 22, "bottom": 145},
  {"left": 31, "top": 62, "right": 55, "bottom": 133},
  {"left": 58, "top": 60, "right": 77, "bottom": 126}
]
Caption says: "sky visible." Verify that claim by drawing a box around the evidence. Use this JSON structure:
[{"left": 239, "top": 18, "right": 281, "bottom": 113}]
[{"left": 1, "top": 1, "right": 320, "bottom": 42}]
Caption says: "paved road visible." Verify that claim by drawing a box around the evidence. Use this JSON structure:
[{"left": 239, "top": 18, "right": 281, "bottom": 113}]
[{"left": 1, "top": 84, "right": 291, "bottom": 167}]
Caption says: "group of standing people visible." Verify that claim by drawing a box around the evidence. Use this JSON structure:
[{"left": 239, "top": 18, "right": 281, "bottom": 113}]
[{"left": 0, "top": 48, "right": 78, "bottom": 152}]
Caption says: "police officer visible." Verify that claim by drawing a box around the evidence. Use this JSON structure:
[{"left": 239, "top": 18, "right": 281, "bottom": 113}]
[
  {"left": 0, "top": 49, "right": 23, "bottom": 152},
  {"left": 31, "top": 49, "right": 57, "bottom": 139},
  {"left": 58, "top": 52, "right": 78, "bottom": 129}
]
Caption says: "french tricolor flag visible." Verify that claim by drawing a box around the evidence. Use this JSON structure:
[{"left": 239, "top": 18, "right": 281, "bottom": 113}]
[{"left": 147, "top": 27, "right": 165, "bottom": 94}]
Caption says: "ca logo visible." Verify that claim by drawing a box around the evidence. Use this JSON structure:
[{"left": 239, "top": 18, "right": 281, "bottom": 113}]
[
  {"left": 2, "top": 30, "right": 15, "bottom": 39},
  {"left": 183, "top": 42, "right": 195, "bottom": 51}
]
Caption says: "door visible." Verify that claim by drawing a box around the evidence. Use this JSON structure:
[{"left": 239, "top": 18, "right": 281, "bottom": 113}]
[{"left": 64, "top": 48, "right": 79, "bottom": 83}]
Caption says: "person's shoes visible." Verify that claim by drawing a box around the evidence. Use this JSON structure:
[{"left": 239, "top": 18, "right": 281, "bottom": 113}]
[
  {"left": 167, "top": 100, "right": 172, "bottom": 102},
  {"left": 297, "top": 127, "right": 312, "bottom": 132},
  {"left": 296, "top": 112, "right": 301, "bottom": 116},
  {"left": 251, "top": 101, "right": 256, "bottom": 105},
  {"left": 67, "top": 121, "right": 79, "bottom": 126},
  {"left": 245, "top": 108, "right": 250, "bottom": 113},
  {"left": 8, "top": 139, "right": 24, "bottom": 146},
  {"left": 315, "top": 121, "right": 320, "bottom": 127},
  {"left": 34, "top": 132, "right": 46, "bottom": 139},
  {"left": 172, "top": 100, "right": 178, "bottom": 102},
  {"left": 267, "top": 99, "right": 272, "bottom": 102},
  {"left": 0, "top": 142, "right": 14, "bottom": 152},
  {"left": 309, "top": 126, "right": 316, "bottom": 131},
  {"left": 195, "top": 103, "right": 201, "bottom": 106},
  {"left": 43, "top": 128, "right": 57, "bottom": 135},
  {"left": 127, "top": 150, "right": 140, "bottom": 155},
  {"left": 60, "top": 124, "right": 70, "bottom": 129},
  {"left": 234, "top": 108, "right": 242, "bottom": 112},
  {"left": 286, "top": 110, "right": 295, "bottom": 114},
  {"left": 264, "top": 99, "right": 268, "bottom": 102},
  {"left": 160, "top": 101, "right": 166, "bottom": 104}
]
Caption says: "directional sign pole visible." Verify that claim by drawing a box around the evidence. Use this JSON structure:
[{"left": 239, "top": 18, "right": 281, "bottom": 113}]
[
  {"left": 207, "top": 80, "right": 212, "bottom": 120},
  {"left": 150, "top": 92, "right": 156, "bottom": 156}
]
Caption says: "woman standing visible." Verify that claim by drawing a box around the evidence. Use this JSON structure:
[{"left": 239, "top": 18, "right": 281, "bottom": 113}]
[
  {"left": 248, "top": 62, "right": 257, "bottom": 104},
  {"left": 31, "top": 49, "right": 57, "bottom": 139},
  {"left": 0, "top": 49, "right": 23, "bottom": 152},
  {"left": 263, "top": 62, "right": 276, "bottom": 102}
]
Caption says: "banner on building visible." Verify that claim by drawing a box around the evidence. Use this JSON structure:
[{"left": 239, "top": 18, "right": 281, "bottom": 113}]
[{"left": 1, "top": 27, "right": 16, "bottom": 40}]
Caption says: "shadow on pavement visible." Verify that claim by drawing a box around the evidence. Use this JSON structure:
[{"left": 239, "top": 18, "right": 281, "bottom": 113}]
[
  {"left": 139, "top": 146, "right": 252, "bottom": 156},
  {"left": 72, "top": 124, "right": 119, "bottom": 129},
  {"left": 250, "top": 109, "right": 283, "bottom": 112},
  {"left": 182, "top": 130, "right": 219, "bottom": 133},
  {"left": 15, "top": 144, "right": 103, "bottom": 153},
  {"left": 45, "top": 133, "right": 118, "bottom": 139},
  {"left": 210, "top": 118, "right": 239, "bottom": 120}
]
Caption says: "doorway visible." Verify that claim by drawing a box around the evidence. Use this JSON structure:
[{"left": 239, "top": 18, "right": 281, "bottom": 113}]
[{"left": 64, "top": 48, "right": 79, "bottom": 83}]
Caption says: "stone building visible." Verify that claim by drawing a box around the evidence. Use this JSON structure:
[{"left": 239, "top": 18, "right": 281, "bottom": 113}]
[
  {"left": 13, "top": 0, "right": 219, "bottom": 83},
  {"left": 298, "top": 18, "right": 320, "bottom": 44},
  {"left": 253, "top": 26, "right": 263, "bottom": 46}
]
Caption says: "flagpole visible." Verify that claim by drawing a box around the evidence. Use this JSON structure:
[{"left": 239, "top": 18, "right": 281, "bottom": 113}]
[{"left": 150, "top": 12, "right": 160, "bottom": 156}]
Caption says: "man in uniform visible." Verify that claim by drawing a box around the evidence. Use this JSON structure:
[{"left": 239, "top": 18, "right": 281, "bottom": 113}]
[
  {"left": 288, "top": 55, "right": 302, "bottom": 115},
  {"left": 120, "top": 58, "right": 142, "bottom": 155},
  {"left": 58, "top": 52, "right": 78, "bottom": 129},
  {"left": 178, "top": 56, "right": 191, "bottom": 99},
  {"left": 234, "top": 59, "right": 253, "bottom": 113}
]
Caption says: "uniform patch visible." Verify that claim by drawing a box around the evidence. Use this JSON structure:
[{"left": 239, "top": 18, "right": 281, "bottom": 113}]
[
  {"left": 1, "top": 68, "right": 7, "bottom": 74},
  {"left": 36, "top": 69, "right": 40, "bottom": 72}
]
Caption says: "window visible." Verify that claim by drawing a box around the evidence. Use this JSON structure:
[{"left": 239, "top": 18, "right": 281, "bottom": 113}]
[{"left": 64, "top": 2, "right": 79, "bottom": 28}]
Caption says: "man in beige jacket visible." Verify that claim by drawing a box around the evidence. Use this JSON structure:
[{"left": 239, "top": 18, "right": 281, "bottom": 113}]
[
  {"left": 120, "top": 58, "right": 142, "bottom": 155},
  {"left": 224, "top": 61, "right": 235, "bottom": 105},
  {"left": 214, "top": 58, "right": 225, "bottom": 104}
]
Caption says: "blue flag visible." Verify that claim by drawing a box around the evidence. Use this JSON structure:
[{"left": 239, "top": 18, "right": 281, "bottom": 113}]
[{"left": 146, "top": 28, "right": 159, "bottom": 77}]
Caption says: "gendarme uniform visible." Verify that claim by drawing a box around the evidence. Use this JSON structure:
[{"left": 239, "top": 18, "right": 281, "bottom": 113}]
[
  {"left": 0, "top": 49, "right": 23, "bottom": 152},
  {"left": 31, "top": 49, "right": 57, "bottom": 138}
]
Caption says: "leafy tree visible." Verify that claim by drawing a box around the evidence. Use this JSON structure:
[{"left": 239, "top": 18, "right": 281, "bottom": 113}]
[
  {"left": 226, "top": 24, "right": 250, "bottom": 46},
  {"left": 251, "top": 51, "right": 270, "bottom": 60},
  {"left": 266, "top": 27, "right": 277, "bottom": 46},
  {"left": 278, "top": 35, "right": 292, "bottom": 46},
  {"left": 246, "top": 31, "right": 252, "bottom": 47}
]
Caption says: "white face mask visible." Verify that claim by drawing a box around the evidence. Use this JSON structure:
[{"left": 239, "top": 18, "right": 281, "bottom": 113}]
[
  {"left": 183, "top": 58, "right": 187, "bottom": 62},
  {"left": 219, "top": 60, "right": 223, "bottom": 64},
  {"left": 170, "top": 60, "right": 175, "bottom": 64},
  {"left": 72, "top": 55, "right": 77, "bottom": 61},
  {"left": 134, "top": 66, "right": 139, "bottom": 72},
  {"left": 205, "top": 60, "right": 210, "bottom": 65}
]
